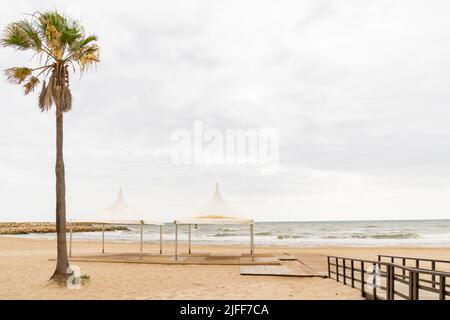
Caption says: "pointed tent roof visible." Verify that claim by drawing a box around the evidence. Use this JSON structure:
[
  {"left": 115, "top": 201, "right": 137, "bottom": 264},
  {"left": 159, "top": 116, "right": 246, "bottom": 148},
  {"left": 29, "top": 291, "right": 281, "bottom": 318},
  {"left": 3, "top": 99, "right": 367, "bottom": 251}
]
[
  {"left": 197, "top": 183, "right": 238, "bottom": 218},
  {"left": 102, "top": 187, "right": 140, "bottom": 221},
  {"left": 174, "top": 184, "right": 253, "bottom": 225},
  {"left": 75, "top": 188, "right": 162, "bottom": 225}
]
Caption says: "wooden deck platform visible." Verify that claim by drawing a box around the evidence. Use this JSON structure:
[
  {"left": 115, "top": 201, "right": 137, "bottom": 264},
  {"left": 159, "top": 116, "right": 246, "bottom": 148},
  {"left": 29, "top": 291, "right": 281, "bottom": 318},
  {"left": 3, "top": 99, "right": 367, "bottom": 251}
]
[
  {"left": 64, "top": 252, "right": 329, "bottom": 278},
  {"left": 66, "top": 252, "right": 282, "bottom": 266}
]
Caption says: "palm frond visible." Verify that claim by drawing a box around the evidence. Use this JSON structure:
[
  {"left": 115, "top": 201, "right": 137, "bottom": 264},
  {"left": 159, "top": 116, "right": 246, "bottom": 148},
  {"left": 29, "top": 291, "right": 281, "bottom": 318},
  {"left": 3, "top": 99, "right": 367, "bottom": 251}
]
[
  {"left": 16, "top": 20, "right": 42, "bottom": 50},
  {"left": 37, "top": 11, "right": 65, "bottom": 58},
  {"left": 61, "top": 86, "right": 72, "bottom": 112},
  {"left": 23, "top": 76, "right": 40, "bottom": 95},
  {"left": 38, "top": 79, "right": 53, "bottom": 112},
  {"left": 60, "top": 18, "right": 83, "bottom": 47},
  {"left": 80, "top": 35, "right": 97, "bottom": 46},
  {"left": 4, "top": 67, "right": 32, "bottom": 84},
  {"left": 74, "top": 44, "right": 100, "bottom": 71},
  {"left": 37, "top": 11, "right": 66, "bottom": 38},
  {"left": 1, "top": 23, "right": 33, "bottom": 50},
  {"left": 68, "top": 35, "right": 97, "bottom": 54}
]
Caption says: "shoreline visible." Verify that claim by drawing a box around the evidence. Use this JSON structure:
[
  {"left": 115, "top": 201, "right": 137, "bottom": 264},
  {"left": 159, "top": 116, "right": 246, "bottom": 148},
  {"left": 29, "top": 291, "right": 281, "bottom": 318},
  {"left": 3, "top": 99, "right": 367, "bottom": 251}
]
[
  {"left": 5, "top": 234, "right": 450, "bottom": 249},
  {"left": 3, "top": 235, "right": 450, "bottom": 250}
]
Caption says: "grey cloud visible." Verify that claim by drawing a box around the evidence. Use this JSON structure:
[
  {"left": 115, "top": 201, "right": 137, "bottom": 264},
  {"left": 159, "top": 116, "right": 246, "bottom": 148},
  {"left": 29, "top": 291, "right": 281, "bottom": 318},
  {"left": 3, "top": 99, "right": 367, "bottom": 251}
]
[{"left": 1, "top": 0, "right": 450, "bottom": 221}]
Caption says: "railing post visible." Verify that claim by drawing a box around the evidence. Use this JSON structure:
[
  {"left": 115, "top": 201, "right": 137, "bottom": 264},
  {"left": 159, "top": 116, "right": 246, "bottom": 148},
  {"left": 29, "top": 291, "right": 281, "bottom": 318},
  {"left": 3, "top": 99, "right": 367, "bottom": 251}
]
[
  {"left": 391, "top": 265, "right": 395, "bottom": 300},
  {"left": 336, "top": 257, "right": 339, "bottom": 282},
  {"left": 351, "top": 260, "right": 355, "bottom": 288},
  {"left": 386, "top": 264, "right": 391, "bottom": 300},
  {"left": 387, "top": 264, "right": 395, "bottom": 301},
  {"left": 439, "top": 276, "right": 446, "bottom": 301},
  {"left": 361, "top": 261, "right": 365, "bottom": 298},
  {"left": 372, "top": 263, "right": 377, "bottom": 300},
  {"left": 327, "top": 256, "right": 331, "bottom": 278},
  {"left": 432, "top": 261, "right": 436, "bottom": 289},
  {"left": 409, "top": 270, "right": 414, "bottom": 300},
  {"left": 409, "top": 270, "right": 419, "bottom": 300},
  {"left": 402, "top": 258, "right": 406, "bottom": 280},
  {"left": 414, "top": 272, "right": 420, "bottom": 300},
  {"left": 343, "top": 259, "right": 347, "bottom": 285}
]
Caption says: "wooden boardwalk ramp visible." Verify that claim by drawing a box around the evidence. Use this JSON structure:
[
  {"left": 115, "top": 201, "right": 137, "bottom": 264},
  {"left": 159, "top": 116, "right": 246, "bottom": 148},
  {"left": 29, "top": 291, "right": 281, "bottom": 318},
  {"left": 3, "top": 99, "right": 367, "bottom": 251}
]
[{"left": 241, "top": 253, "right": 328, "bottom": 277}]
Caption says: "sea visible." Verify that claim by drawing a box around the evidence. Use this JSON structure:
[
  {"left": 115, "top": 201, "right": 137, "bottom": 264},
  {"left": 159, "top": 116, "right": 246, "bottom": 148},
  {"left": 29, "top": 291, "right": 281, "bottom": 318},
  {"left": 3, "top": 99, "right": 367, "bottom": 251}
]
[{"left": 9, "top": 219, "right": 450, "bottom": 247}]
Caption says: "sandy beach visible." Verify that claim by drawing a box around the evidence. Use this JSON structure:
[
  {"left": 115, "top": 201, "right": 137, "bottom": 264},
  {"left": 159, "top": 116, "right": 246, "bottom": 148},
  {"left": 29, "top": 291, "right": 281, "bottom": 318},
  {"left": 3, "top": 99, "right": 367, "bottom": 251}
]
[{"left": 1, "top": 237, "right": 449, "bottom": 300}]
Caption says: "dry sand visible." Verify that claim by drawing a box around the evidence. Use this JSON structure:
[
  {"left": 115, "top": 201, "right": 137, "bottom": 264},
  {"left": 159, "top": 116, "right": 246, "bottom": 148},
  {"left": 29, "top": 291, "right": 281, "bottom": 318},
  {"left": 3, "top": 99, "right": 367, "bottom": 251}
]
[{"left": 1, "top": 237, "right": 449, "bottom": 300}]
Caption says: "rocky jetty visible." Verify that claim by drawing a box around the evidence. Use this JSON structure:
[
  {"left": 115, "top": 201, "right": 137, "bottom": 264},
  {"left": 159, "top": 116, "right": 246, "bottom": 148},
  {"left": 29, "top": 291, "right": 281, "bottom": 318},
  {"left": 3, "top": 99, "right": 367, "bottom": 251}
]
[{"left": 0, "top": 222, "right": 129, "bottom": 235}]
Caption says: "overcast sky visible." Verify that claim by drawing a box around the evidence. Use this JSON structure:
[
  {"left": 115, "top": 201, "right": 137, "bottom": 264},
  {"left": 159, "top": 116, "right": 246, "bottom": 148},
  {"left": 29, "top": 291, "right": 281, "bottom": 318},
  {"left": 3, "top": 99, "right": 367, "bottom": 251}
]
[{"left": 1, "top": 0, "right": 450, "bottom": 222}]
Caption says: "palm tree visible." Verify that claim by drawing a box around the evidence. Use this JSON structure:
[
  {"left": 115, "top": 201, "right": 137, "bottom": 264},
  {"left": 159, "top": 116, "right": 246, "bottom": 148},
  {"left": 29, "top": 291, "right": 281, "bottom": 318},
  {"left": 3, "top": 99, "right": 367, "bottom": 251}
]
[{"left": 1, "top": 11, "right": 99, "bottom": 283}]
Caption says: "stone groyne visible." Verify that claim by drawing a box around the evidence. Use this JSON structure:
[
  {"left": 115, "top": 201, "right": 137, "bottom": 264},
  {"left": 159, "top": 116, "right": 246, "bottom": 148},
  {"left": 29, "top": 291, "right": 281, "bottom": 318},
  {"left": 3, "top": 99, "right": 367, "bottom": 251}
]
[{"left": 0, "top": 222, "right": 129, "bottom": 235}]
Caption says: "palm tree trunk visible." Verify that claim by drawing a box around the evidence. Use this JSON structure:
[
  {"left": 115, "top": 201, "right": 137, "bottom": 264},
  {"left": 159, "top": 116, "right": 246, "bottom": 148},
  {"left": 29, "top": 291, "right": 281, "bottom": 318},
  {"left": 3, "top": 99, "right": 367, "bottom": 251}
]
[{"left": 51, "top": 106, "right": 70, "bottom": 283}]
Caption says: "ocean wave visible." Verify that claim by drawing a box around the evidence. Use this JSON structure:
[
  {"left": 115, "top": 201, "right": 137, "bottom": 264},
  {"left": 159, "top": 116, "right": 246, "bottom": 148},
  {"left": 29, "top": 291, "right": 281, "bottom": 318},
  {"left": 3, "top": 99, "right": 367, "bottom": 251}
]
[
  {"left": 277, "top": 235, "right": 304, "bottom": 240},
  {"left": 323, "top": 232, "right": 421, "bottom": 240},
  {"left": 255, "top": 232, "right": 272, "bottom": 236},
  {"left": 212, "top": 232, "right": 235, "bottom": 237},
  {"left": 351, "top": 232, "right": 421, "bottom": 239}
]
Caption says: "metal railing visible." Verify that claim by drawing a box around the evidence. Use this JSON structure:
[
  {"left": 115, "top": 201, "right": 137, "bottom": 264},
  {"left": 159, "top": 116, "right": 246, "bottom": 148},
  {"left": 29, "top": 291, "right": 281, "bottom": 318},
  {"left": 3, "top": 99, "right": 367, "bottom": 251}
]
[{"left": 327, "top": 256, "right": 450, "bottom": 300}]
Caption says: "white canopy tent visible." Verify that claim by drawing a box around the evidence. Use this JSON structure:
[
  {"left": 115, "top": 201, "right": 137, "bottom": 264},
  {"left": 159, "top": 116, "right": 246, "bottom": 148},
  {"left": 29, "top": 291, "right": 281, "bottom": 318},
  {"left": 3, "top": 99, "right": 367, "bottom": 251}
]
[
  {"left": 70, "top": 188, "right": 164, "bottom": 258},
  {"left": 173, "top": 184, "right": 254, "bottom": 260}
]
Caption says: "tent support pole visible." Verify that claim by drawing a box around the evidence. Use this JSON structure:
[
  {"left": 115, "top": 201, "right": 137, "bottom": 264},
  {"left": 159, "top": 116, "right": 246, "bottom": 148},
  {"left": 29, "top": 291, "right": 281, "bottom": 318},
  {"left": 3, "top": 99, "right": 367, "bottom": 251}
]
[
  {"left": 175, "top": 224, "right": 178, "bottom": 261},
  {"left": 160, "top": 225, "right": 163, "bottom": 255},
  {"left": 140, "top": 222, "right": 143, "bottom": 259},
  {"left": 189, "top": 224, "right": 192, "bottom": 255},
  {"left": 102, "top": 223, "right": 105, "bottom": 254},
  {"left": 69, "top": 222, "right": 73, "bottom": 258},
  {"left": 250, "top": 224, "right": 254, "bottom": 259}
]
